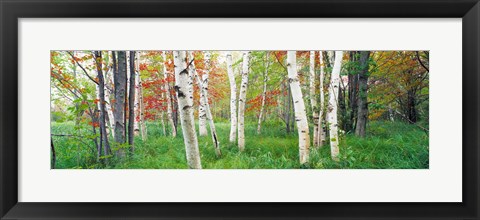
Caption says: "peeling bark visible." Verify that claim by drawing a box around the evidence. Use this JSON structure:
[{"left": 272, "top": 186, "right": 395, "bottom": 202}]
[
  {"left": 237, "top": 51, "right": 250, "bottom": 151},
  {"left": 225, "top": 52, "right": 237, "bottom": 143},
  {"left": 136, "top": 51, "right": 147, "bottom": 140},
  {"left": 309, "top": 51, "right": 319, "bottom": 147},
  {"left": 287, "top": 51, "right": 310, "bottom": 165},
  {"left": 318, "top": 51, "right": 326, "bottom": 146},
  {"left": 174, "top": 51, "right": 202, "bottom": 169},
  {"left": 190, "top": 52, "right": 221, "bottom": 157},
  {"left": 327, "top": 51, "right": 343, "bottom": 161}
]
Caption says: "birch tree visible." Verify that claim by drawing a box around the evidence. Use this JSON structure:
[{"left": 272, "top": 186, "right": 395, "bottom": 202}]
[
  {"left": 309, "top": 51, "right": 320, "bottom": 147},
  {"left": 317, "top": 51, "right": 326, "bottom": 146},
  {"left": 328, "top": 51, "right": 343, "bottom": 161},
  {"left": 287, "top": 51, "right": 310, "bottom": 165},
  {"left": 237, "top": 51, "right": 250, "bottom": 151},
  {"left": 174, "top": 51, "right": 202, "bottom": 169},
  {"left": 198, "top": 52, "right": 211, "bottom": 136},
  {"left": 104, "top": 62, "right": 115, "bottom": 139},
  {"left": 162, "top": 52, "right": 177, "bottom": 137},
  {"left": 189, "top": 51, "right": 221, "bottom": 157},
  {"left": 257, "top": 52, "right": 269, "bottom": 134},
  {"left": 225, "top": 51, "right": 237, "bottom": 143},
  {"left": 135, "top": 51, "right": 147, "bottom": 140}
]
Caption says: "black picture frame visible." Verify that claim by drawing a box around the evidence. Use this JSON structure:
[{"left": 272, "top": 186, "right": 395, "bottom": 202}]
[{"left": 1, "top": 0, "right": 478, "bottom": 219}]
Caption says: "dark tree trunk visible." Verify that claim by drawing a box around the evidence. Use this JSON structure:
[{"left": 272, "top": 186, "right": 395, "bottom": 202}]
[
  {"left": 407, "top": 89, "right": 417, "bottom": 123},
  {"left": 355, "top": 51, "right": 371, "bottom": 137},
  {"left": 51, "top": 138, "right": 56, "bottom": 169},
  {"left": 284, "top": 81, "right": 291, "bottom": 133},
  {"left": 94, "top": 51, "right": 111, "bottom": 159},
  {"left": 128, "top": 51, "right": 136, "bottom": 152},
  {"left": 338, "top": 83, "right": 347, "bottom": 131},
  {"left": 348, "top": 51, "right": 359, "bottom": 133},
  {"left": 173, "top": 93, "right": 179, "bottom": 131},
  {"left": 113, "top": 51, "right": 127, "bottom": 158}
]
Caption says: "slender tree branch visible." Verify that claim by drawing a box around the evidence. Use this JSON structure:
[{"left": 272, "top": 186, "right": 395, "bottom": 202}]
[
  {"left": 415, "top": 51, "right": 429, "bottom": 72},
  {"left": 67, "top": 51, "right": 99, "bottom": 85}
]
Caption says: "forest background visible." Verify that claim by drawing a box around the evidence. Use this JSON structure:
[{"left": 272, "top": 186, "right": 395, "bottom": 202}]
[{"left": 50, "top": 50, "right": 429, "bottom": 169}]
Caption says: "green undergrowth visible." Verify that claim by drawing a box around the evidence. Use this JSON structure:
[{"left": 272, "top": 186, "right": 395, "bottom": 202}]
[{"left": 51, "top": 120, "right": 428, "bottom": 169}]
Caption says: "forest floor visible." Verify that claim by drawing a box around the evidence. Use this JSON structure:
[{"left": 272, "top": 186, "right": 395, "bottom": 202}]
[{"left": 51, "top": 120, "right": 429, "bottom": 169}]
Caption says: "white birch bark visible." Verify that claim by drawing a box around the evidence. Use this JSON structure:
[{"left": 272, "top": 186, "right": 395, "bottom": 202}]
[
  {"left": 309, "top": 51, "right": 320, "bottom": 148},
  {"left": 189, "top": 52, "right": 221, "bottom": 157},
  {"left": 163, "top": 52, "right": 177, "bottom": 137},
  {"left": 327, "top": 51, "right": 343, "bottom": 161},
  {"left": 136, "top": 52, "right": 147, "bottom": 140},
  {"left": 317, "top": 51, "right": 325, "bottom": 146},
  {"left": 225, "top": 51, "right": 237, "bottom": 143},
  {"left": 198, "top": 52, "right": 210, "bottom": 136},
  {"left": 133, "top": 53, "right": 141, "bottom": 136},
  {"left": 287, "top": 51, "right": 310, "bottom": 165},
  {"left": 174, "top": 51, "right": 201, "bottom": 169},
  {"left": 257, "top": 52, "right": 269, "bottom": 134},
  {"left": 104, "top": 72, "right": 115, "bottom": 138},
  {"left": 237, "top": 51, "right": 250, "bottom": 151}
]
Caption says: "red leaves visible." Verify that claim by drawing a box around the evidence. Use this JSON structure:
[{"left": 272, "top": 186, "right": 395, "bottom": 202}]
[
  {"left": 139, "top": 63, "right": 148, "bottom": 71},
  {"left": 246, "top": 89, "right": 281, "bottom": 112},
  {"left": 88, "top": 121, "right": 100, "bottom": 128}
]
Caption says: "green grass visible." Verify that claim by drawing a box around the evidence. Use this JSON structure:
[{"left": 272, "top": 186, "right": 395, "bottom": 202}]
[{"left": 51, "top": 120, "right": 429, "bottom": 169}]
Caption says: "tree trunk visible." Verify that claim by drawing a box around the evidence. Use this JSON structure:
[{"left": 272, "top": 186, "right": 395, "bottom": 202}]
[
  {"left": 309, "top": 51, "right": 319, "bottom": 147},
  {"left": 338, "top": 81, "right": 347, "bottom": 131},
  {"left": 318, "top": 51, "right": 326, "bottom": 146},
  {"left": 407, "top": 89, "right": 417, "bottom": 123},
  {"left": 51, "top": 138, "right": 56, "bottom": 169},
  {"left": 348, "top": 51, "right": 359, "bottom": 132},
  {"left": 124, "top": 53, "right": 129, "bottom": 141},
  {"left": 198, "top": 52, "right": 211, "bottom": 136},
  {"left": 190, "top": 53, "right": 222, "bottom": 157},
  {"left": 257, "top": 52, "right": 269, "bottom": 134},
  {"left": 94, "top": 51, "right": 111, "bottom": 161},
  {"left": 104, "top": 63, "right": 115, "bottom": 139},
  {"left": 128, "top": 51, "right": 136, "bottom": 152},
  {"left": 163, "top": 52, "right": 177, "bottom": 137},
  {"left": 225, "top": 52, "right": 237, "bottom": 143},
  {"left": 287, "top": 51, "right": 310, "bottom": 165},
  {"left": 136, "top": 51, "right": 147, "bottom": 140},
  {"left": 133, "top": 54, "right": 140, "bottom": 136},
  {"left": 174, "top": 51, "right": 202, "bottom": 169},
  {"left": 355, "top": 51, "right": 371, "bottom": 137},
  {"left": 237, "top": 51, "right": 250, "bottom": 151},
  {"left": 113, "top": 51, "right": 127, "bottom": 158},
  {"left": 188, "top": 51, "right": 221, "bottom": 156},
  {"left": 328, "top": 51, "right": 343, "bottom": 161},
  {"left": 285, "top": 82, "right": 291, "bottom": 133}
]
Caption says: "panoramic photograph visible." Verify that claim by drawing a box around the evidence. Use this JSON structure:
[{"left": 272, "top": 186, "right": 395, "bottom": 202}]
[{"left": 50, "top": 50, "right": 429, "bottom": 169}]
